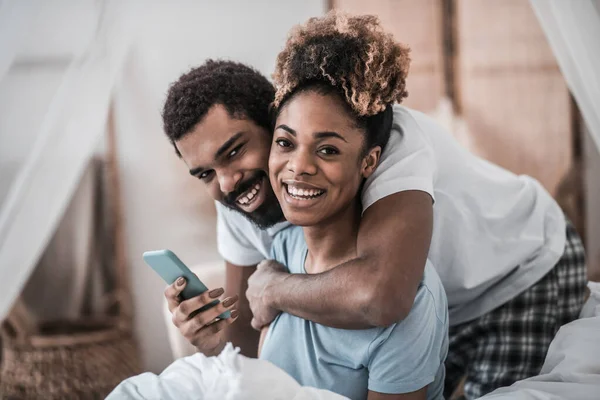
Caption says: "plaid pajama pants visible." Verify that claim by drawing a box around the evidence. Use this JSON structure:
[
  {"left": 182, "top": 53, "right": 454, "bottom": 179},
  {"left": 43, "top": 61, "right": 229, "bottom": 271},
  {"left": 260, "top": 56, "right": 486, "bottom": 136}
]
[{"left": 444, "top": 220, "right": 588, "bottom": 399}]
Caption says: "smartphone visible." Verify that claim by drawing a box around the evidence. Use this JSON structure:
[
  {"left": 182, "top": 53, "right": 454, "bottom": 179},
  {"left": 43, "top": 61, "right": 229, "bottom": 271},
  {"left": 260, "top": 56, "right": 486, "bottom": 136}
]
[{"left": 143, "top": 249, "right": 230, "bottom": 319}]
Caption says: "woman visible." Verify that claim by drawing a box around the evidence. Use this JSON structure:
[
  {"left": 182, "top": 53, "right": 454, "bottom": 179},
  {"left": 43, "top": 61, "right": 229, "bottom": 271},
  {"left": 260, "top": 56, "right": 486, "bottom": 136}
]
[
  {"left": 258, "top": 13, "right": 448, "bottom": 400},
  {"left": 254, "top": 10, "right": 587, "bottom": 399}
]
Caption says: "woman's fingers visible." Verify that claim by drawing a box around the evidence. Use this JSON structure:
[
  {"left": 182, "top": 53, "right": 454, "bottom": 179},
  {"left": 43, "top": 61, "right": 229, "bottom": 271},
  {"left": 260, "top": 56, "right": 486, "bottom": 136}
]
[
  {"left": 172, "top": 287, "right": 225, "bottom": 323},
  {"left": 180, "top": 295, "right": 239, "bottom": 335},
  {"left": 189, "top": 309, "right": 240, "bottom": 348},
  {"left": 164, "top": 277, "right": 187, "bottom": 312}
]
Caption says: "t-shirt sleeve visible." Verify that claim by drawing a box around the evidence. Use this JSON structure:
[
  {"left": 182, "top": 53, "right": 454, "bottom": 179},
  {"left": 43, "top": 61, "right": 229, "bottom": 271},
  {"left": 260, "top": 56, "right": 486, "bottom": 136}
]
[
  {"left": 268, "top": 226, "right": 303, "bottom": 274},
  {"left": 361, "top": 106, "right": 437, "bottom": 212},
  {"left": 216, "top": 202, "right": 265, "bottom": 266},
  {"left": 366, "top": 284, "right": 447, "bottom": 395}
]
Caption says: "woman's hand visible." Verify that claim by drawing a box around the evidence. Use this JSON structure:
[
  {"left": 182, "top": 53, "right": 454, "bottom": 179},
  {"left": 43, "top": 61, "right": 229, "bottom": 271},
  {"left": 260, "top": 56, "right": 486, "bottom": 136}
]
[{"left": 164, "top": 277, "right": 239, "bottom": 356}]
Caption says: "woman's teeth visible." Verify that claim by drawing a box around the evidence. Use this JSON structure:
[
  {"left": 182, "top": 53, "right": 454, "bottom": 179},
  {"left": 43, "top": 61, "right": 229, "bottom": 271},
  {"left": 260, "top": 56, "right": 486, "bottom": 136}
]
[
  {"left": 237, "top": 183, "right": 261, "bottom": 205},
  {"left": 286, "top": 184, "right": 324, "bottom": 199}
]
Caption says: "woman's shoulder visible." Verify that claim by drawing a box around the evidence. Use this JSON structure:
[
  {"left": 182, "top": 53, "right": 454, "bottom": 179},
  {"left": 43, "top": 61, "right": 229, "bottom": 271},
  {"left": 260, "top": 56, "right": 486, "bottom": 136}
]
[{"left": 270, "top": 225, "right": 306, "bottom": 269}]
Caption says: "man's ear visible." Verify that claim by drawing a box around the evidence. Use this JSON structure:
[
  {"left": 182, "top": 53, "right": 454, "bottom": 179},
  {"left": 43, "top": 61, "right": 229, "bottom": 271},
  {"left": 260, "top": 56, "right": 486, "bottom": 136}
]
[{"left": 361, "top": 146, "right": 382, "bottom": 179}]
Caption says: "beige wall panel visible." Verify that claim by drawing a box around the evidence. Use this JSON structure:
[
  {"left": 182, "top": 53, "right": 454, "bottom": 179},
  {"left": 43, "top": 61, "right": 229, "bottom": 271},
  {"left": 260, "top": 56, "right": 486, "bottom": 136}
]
[
  {"left": 332, "top": 0, "right": 445, "bottom": 112},
  {"left": 461, "top": 73, "right": 571, "bottom": 194},
  {"left": 456, "top": 0, "right": 572, "bottom": 195}
]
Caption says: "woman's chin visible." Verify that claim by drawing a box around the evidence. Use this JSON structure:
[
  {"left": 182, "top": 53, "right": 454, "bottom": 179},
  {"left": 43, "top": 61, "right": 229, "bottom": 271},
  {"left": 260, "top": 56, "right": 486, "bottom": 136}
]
[{"left": 282, "top": 213, "right": 321, "bottom": 227}]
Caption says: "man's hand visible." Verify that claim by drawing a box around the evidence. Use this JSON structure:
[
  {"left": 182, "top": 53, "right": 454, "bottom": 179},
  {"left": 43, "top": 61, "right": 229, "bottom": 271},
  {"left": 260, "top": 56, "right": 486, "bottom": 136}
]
[
  {"left": 165, "top": 277, "right": 239, "bottom": 356},
  {"left": 246, "top": 259, "right": 288, "bottom": 330}
]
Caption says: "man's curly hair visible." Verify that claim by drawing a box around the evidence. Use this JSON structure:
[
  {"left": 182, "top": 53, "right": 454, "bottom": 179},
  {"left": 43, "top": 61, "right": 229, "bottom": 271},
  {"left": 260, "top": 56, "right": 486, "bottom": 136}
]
[
  {"left": 272, "top": 11, "right": 411, "bottom": 117},
  {"left": 162, "top": 60, "right": 275, "bottom": 155}
]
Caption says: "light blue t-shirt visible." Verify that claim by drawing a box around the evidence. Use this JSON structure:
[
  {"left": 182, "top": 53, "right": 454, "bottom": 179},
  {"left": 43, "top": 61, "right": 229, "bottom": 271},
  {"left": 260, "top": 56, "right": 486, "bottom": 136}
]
[{"left": 260, "top": 226, "right": 449, "bottom": 400}]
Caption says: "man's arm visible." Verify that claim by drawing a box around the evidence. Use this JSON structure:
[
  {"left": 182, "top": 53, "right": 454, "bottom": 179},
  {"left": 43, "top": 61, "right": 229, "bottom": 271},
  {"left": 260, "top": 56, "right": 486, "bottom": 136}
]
[
  {"left": 257, "top": 190, "right": 432, "bottom": 328},
  {"left": 224, "top": 262, "right": 261, "bottom": 357}
]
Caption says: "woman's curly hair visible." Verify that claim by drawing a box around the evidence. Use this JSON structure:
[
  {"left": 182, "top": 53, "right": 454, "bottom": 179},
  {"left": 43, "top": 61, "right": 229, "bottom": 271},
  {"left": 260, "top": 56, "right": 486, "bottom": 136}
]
[{"left": 272, "top": 11, "right": 411, "bottom": 117}]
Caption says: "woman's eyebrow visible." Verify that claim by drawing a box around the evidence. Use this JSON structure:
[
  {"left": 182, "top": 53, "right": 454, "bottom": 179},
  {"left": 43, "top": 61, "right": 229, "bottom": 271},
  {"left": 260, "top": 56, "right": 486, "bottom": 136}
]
[
  {"left": 275, "top": 124, "right": 347, "bottom": 143},
  {"left": 314, "top": 131, "right": 348, "bottom": 143},
  {"left": 275, "top": 124, "right": 295, "bottom": 135}
]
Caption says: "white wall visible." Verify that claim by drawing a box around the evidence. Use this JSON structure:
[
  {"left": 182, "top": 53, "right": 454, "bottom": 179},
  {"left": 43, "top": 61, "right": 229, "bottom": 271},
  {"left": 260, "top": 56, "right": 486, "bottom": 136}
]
[{"left": 113, "top": 1, "right": 326, "bottom": 372}]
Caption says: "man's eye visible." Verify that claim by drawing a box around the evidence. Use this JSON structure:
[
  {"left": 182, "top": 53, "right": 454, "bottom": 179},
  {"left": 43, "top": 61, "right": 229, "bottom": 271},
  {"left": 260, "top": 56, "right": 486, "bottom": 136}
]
[
  {"left": 318, "top": 147, "right": 339, "bottom": 155},
  {"left": 199, "top": 170, "right": 213, "bottom": 179},
  {"left": 228, "top": 144, "right": 243, "bottom": 158},
  {"left": 275, "top": 139, "right": 292, "bottom": 148}
]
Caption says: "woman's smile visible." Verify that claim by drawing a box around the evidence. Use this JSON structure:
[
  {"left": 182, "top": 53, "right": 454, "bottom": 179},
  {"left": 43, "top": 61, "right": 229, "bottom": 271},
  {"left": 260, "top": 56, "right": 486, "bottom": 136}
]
[{"left": 282, "top": 180, "right": 327, "bottom": 208}]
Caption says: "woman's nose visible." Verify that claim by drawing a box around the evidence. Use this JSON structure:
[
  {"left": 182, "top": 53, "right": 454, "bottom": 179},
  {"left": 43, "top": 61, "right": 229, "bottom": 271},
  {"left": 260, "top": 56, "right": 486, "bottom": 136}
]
[{"left": 287, "top": 149, "right": 317, "bottom": 176}]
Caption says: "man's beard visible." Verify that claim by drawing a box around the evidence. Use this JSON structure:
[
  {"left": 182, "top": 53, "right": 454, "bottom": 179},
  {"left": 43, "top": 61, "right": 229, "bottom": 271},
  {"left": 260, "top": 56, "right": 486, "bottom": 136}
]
[{"left": 222, "top": 170, "right": 285, "bottom": 229}]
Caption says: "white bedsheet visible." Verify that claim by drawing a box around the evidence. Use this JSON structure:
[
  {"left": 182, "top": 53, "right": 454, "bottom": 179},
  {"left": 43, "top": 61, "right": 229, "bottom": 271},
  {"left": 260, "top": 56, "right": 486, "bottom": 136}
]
[
  {"left": 106, "top": 343, "right": 348, "bottom": 400},
  {"left": 108, "top": 283, "right": 600, "bottom": 400},
  {"left": 481, "top": 282, "right": 600, "bottom": 400}
]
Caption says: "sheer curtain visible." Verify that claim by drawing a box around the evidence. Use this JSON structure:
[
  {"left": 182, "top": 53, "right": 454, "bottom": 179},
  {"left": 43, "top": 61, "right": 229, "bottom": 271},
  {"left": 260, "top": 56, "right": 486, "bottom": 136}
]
[
  {"left": 0, "top": 3, "right": 133, "bottom": 321},
  {"left": 529, "top": 0, "right": 600, "bottom": 153}
]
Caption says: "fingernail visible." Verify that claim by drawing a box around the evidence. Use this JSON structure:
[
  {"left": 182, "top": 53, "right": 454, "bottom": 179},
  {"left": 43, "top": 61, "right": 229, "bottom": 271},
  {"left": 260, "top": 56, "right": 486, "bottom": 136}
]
[
  {"left": 209, "top": 288, "right": 224, "bottom": 298},
  {"left": 230, "top": 309, "right": 239, "bottom": 319},
  {"left": 222, "top": 296, "right": 236, "bottom": 307},
  {"left": 176, "top": 277, "right": 185, "bottom": 287}
]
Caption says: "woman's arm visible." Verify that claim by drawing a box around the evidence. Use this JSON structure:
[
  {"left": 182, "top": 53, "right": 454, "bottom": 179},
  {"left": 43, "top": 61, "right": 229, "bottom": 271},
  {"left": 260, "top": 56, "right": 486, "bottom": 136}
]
[{"left": 249, "top": 190, "right": 432, "bottom": 329}]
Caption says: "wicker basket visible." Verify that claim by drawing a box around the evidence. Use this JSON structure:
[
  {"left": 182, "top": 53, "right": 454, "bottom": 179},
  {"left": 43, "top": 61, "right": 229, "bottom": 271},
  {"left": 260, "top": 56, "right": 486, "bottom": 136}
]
[{"left": 0, "top": 313, "right": 141, "bottom": 399}]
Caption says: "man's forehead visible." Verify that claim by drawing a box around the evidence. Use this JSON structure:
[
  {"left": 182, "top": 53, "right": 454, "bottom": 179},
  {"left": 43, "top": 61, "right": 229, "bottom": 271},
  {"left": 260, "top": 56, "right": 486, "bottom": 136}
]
[
  {"left": 202, "top": 104, "right": 255, "bottom": 129},
  {"left": 178, "top": 125, "right": 242, "bottom": 163}
]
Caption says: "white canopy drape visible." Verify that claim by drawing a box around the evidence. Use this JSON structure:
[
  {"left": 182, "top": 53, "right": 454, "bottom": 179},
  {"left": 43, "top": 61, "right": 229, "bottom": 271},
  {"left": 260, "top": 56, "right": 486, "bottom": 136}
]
[{"left": 530, "top": 0, "right": 600, "bottom": 153}]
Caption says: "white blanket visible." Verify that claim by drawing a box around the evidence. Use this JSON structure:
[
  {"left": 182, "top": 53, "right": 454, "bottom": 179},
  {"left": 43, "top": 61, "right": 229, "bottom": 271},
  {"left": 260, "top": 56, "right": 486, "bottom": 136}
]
[
  {"left": 108, "top": 283, "right": 600, "bottom": 400},
  {"left": 106, "top": 343, "right": 348, "bottom": 400}
]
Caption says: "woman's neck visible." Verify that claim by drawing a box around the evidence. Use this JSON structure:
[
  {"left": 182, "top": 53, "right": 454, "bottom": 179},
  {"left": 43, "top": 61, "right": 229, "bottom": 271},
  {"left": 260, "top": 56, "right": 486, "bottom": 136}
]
[{"left": 302, "top": 199, "right": 362, "bottom": 274}]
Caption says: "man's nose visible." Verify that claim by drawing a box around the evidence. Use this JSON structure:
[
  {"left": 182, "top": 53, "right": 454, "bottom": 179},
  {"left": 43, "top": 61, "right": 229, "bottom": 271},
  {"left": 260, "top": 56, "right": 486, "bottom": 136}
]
[{"left": 218, "top": 171, "right": 242, "bottom": 194}]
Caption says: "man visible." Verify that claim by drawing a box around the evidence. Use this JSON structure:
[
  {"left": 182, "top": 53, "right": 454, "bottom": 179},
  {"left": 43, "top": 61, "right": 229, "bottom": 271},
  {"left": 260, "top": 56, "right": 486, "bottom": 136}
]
[{"left": 162, "top": 59, "right": 586, "bottom": 398}]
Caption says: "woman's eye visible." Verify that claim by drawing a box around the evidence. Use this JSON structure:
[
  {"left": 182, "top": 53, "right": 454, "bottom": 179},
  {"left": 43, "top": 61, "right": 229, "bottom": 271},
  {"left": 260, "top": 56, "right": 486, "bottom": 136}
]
[
  {"left": 275, "top": 139, "right": 292, "bottom": 148},
  {"left": 318, "top": 147, "right": 339, "bottom": 155}
]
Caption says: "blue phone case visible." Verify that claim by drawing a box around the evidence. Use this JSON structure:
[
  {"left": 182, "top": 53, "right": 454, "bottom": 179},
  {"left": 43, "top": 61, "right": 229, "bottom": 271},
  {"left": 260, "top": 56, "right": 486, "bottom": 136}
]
[{"left": 143, "top": 249, "right": 230, "bottom": 319}]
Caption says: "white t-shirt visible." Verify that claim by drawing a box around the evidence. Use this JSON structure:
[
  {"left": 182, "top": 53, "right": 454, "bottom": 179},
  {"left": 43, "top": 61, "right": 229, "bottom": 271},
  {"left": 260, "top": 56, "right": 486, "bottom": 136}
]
[{"left": 216, "top": 105, "right": 566, "bottom": 325}]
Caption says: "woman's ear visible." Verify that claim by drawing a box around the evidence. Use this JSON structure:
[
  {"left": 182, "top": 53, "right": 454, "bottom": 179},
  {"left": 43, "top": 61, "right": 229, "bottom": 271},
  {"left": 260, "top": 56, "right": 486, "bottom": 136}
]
[{"left": 361, "top": 146, "right": 381, "bottom": 179}]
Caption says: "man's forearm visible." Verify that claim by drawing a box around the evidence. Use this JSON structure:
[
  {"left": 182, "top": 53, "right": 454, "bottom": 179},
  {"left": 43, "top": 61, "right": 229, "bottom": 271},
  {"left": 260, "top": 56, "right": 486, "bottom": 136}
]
[
  {"left": 267, "top": 255, "right": 414, "bottom": 329},
  {"left": 266, "top": 192, "right": 432, "bottom": 329}
]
